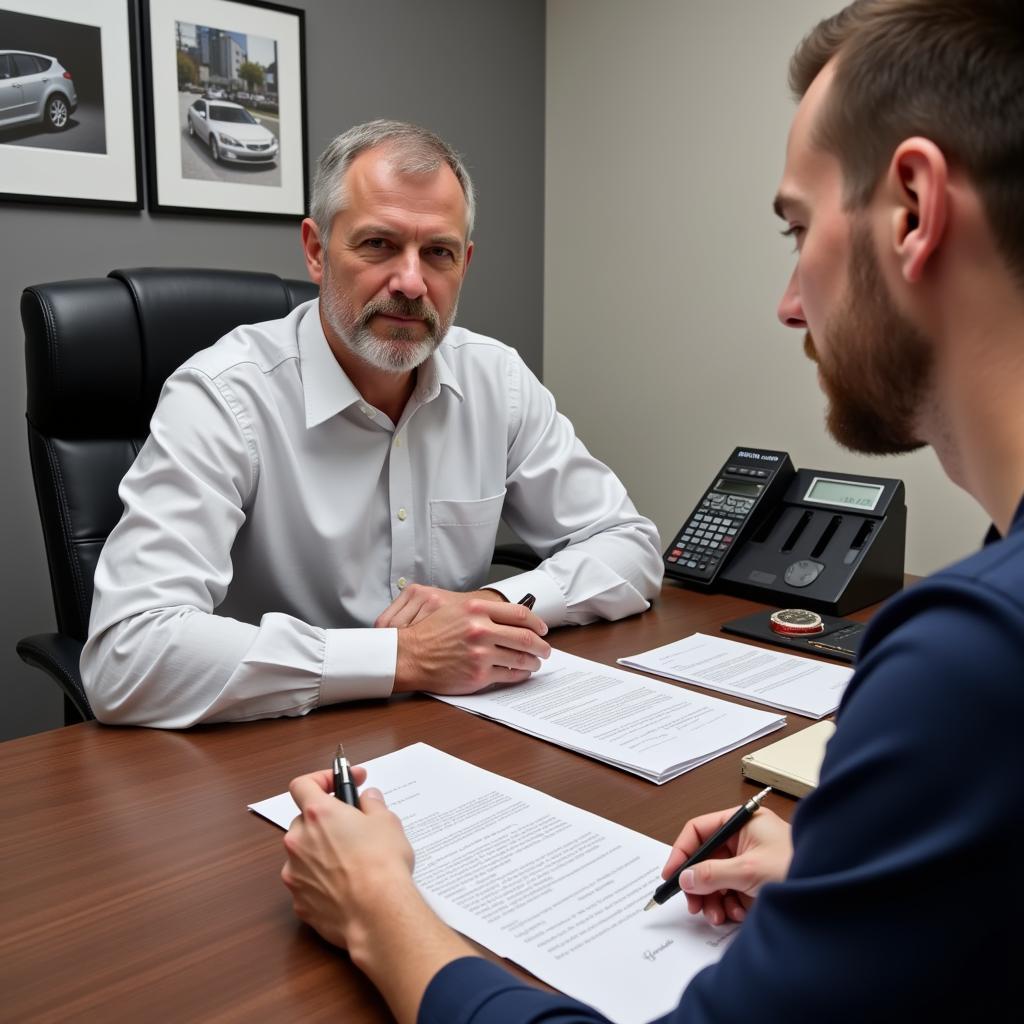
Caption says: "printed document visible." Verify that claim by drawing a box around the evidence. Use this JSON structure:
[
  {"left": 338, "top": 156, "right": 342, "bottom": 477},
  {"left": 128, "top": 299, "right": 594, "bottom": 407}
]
[
  {"left": 250, "top": 742, "right": 737, "bottom": 1024},
  {"left": 433, "top": 648, "right": 784, "bottom": 782},
  {"left": 619, "top": 633, "right": 852, "bottom": 719}
]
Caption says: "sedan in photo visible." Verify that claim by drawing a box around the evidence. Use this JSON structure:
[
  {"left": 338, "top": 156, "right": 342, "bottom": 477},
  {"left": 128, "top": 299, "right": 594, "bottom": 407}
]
[
  {"left": 187, "top": 98, "right": 278, "bottom": 165},
  {"left": 0, "top": 50, "right": 78, "bottom": 132}
]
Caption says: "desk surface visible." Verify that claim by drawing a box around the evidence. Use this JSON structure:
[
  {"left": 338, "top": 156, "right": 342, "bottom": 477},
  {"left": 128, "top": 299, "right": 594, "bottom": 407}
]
[{"left": 0, "top": 585, "right": 874, "bottom": 1022}]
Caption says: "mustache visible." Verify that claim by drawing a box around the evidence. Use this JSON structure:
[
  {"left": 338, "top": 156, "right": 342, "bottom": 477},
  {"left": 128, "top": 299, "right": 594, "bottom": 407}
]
[
  {"left": 803, "top": 331, "right": 818, "bottom": 363},
  {"left": 357, "top": 296, "right": 440, "bottom": 334}
]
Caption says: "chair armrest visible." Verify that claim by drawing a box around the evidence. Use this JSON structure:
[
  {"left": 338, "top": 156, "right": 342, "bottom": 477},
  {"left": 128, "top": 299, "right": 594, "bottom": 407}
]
[
  {"left": 16, "top": 633, "right": 93, "bottom": 723},
  {"left": 491, "top": 543, "right": 541, "bottom": 572}
]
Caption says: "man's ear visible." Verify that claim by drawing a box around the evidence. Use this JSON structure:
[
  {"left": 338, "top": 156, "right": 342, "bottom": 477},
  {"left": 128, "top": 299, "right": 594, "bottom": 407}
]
[
  {"left": 462, "top": 239, "right": 474, "bottom": 279},
  {"left": 886, "top": 137, "right": 949, "bottom": 284},
  {"left": 300, "top": 218, "right": 325, "bottom": 285}
]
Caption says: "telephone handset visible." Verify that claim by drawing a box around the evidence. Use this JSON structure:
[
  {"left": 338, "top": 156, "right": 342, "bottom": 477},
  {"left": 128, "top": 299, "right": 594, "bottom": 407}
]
[
  {"left": 663, "top": 448, "right": 795, "bottom": 586},
  {"left": 664, "top": 446, "right": 906, "bottom": 615}
]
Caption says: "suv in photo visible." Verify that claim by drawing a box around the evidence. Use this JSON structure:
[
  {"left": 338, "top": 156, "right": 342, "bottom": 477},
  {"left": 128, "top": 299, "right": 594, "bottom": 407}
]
[{"left": 0, "top": 50, "right": 78, "bottom": 132}]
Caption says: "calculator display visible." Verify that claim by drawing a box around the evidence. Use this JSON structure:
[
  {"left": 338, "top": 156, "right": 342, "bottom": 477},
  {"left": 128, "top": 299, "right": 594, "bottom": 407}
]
[{"left": 716, "top": 478, "right": 763, "bottom": 498}]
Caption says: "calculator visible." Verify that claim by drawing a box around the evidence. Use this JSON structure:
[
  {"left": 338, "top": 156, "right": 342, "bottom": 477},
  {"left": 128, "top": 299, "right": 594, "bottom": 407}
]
[{"left": 663, "top": 447, "right": 795, "bottom": 586}]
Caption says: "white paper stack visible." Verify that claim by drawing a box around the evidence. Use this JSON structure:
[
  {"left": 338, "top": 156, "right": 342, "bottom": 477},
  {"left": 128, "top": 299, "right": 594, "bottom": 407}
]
[
  {"left": 619, "top": 633, "right": 852, "bottom": 719},
  {"left": 432, "top": 648, "right": 784, "bottom": 783}
]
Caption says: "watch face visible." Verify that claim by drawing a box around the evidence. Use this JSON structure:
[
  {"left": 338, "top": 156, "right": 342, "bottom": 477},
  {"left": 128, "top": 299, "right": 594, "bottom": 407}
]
[{"left": 770, "top": 608, "right": 825, "bottom": 635}]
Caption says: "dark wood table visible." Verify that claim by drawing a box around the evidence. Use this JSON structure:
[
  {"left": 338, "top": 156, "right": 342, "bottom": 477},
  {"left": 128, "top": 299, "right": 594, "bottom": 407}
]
[{"left": 0, "top": 585, "right": 874, "bottom": 1022}]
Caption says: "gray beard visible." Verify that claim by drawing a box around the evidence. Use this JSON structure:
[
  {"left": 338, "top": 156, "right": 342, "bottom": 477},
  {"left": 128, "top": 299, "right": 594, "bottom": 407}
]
[{"left": 320, "top": 273, "right": 455, "bottom": 375}]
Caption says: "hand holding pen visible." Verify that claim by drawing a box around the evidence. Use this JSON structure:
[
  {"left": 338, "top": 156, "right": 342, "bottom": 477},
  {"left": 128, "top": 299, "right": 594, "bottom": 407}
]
[{"left": 647, "top": 788, "right": 793, "bottom": 923}]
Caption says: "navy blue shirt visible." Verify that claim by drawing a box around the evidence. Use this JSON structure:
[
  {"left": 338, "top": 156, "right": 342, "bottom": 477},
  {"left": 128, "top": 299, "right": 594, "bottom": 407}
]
[{"left": 420, "top": 498, "right": 1024, "bottom": 1023}]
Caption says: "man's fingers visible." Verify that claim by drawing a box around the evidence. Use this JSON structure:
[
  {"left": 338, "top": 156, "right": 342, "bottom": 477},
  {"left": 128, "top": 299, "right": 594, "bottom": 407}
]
[
  {"left": 358, "top": 787, "right": 392, "bottom": 815},
  {"left": 664, "top": 809, "right": 741, "bottom": 878},
  {"left": 679, "top": 856, "right": 757, "bottom": 897},
  {"left": 290, "top": 771, "right": 336, "bottom": 812},
  {"left": 480, "top": 599, "right": 549, "bottom": 637}
]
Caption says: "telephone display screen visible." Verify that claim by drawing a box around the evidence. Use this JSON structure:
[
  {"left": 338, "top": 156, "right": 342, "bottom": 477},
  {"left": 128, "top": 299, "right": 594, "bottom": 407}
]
[
  {"left": 804, "top": 476, "right": 884, "bottom": 511},
  {"left": 715, "top": 478, "right": 763, "bottom": 498}
]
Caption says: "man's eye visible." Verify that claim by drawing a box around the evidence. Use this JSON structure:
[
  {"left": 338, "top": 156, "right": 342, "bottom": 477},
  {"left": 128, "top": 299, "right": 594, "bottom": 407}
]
[
  {"left": 363, "top": 238, "right": 389, "bottom": 250},
  {"left": 428, "top": 246, "right": 454, "bottom": 260},
  {"left": 780, "top": 226, "right": 804, "bottom": 251}
]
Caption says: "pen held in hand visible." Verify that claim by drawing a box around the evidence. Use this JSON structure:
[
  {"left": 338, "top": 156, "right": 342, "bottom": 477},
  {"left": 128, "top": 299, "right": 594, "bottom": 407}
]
[
  {"left": 518, "top": 593, "right": 536, "bottom": 610},
  {"left": 333, "top": 743, "right": 361, "bottom": 809},
  {"left": 644, "top": 786, "right": 772, "bottom": 910}
]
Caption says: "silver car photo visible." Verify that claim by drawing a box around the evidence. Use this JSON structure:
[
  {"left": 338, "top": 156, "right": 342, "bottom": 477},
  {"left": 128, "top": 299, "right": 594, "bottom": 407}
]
[
  {"left": 0, "top": 50, "right": 78, "bottom": 132},
  {"left": 187, "top": 98, "right": 278, "bottom": 165}
]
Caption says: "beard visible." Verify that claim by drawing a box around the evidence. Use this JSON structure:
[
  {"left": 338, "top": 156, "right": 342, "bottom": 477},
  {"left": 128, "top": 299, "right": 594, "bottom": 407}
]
[
  {"left": 806, "top": 221, "right": 932, "bottom": 455},
  {"left": 320, "top": 266, "right": 457, "bottom": 374}
]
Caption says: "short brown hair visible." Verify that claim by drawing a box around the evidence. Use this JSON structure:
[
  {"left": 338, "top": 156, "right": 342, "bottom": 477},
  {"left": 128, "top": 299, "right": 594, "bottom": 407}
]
[{"left": 791, "top": 0, "right": 1024, "bottom": 281}]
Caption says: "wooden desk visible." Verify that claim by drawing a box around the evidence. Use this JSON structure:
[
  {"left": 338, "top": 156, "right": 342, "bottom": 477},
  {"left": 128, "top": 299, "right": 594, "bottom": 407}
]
[{"left": 0, "top": 586, "right": 866, "bottom": 1022}]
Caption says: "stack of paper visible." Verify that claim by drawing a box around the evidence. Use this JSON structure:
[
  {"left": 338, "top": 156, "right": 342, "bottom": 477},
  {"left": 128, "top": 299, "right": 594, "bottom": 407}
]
[
  {"left": 250, "top": 743, "right": 739, "bottom": 1024},
  {"left": 432, "top": 648, "right": 784, "bottom": 783},
  {"left": 619, "top": 633, "right": 852, "bottom": 719}
]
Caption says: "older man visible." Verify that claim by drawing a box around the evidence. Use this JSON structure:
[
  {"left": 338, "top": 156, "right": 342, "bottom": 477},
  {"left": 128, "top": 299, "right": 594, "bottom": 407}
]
[
  {"left": 281, "top": 2, "right": 1024, "bottom": 1020},
  {"left": 82, "top": 121, "right": 662, "bottom": 727}
]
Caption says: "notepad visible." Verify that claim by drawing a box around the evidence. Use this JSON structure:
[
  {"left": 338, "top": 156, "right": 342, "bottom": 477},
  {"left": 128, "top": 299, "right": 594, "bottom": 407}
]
[{"left": 740, "top": 720, "right": 836, "bottom": 797}]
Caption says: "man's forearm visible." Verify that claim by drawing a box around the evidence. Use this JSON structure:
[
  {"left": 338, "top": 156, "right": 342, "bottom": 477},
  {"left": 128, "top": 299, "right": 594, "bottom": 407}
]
[{"left": 349, "top": 883, "right": 478, "bottom": 1024}]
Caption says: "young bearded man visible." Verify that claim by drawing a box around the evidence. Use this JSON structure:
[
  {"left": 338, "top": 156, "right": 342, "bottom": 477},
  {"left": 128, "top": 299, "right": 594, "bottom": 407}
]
[{"left": 280, "top": 2, "right": 1024, "bottom": 1019}]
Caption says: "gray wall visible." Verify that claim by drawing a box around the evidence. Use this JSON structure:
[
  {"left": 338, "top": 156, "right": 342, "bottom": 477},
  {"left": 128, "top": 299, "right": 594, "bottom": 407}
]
[
  {"left": 1, "top": 0, "right": 545, "bottom": 740},
  {"left": 544, "top": 0, "right": 989, "bottom": 579}
]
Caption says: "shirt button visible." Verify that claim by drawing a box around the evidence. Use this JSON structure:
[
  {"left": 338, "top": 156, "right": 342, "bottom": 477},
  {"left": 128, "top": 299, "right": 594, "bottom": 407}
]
[
  {"left": 394, "top": 435, "right": 402, "bottom": 447},
  {"left": 397, "top": 508, "right": 408, "bottom": 521},
  {"left": 397, "top": 577, "right": 408, "bottom": 590}
]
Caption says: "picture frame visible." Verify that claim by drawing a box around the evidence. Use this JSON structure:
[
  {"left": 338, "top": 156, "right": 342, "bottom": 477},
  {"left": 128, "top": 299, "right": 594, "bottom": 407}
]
[
  {"left": 0, "top": 0, "right": 142, "bottom": 210},
  {"left": 141, "top": 0, "right": 308, "bottom": 219}
]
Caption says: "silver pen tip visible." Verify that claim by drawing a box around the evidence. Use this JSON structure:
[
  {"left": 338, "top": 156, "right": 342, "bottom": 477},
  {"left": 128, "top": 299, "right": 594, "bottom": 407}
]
[
  {"left": 336, "top": 743, "right": 345, "bottom": 759},
  {"left": 644, "top": 899, "right": 657, "bottom": 912}
]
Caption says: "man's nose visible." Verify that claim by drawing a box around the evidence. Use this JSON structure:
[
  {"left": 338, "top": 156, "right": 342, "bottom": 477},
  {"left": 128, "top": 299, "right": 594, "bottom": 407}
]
[
  {"left": 777, "top": 270, "right": 807, "bottom": 329},
  {"left": 389, "top": 251, "right": 427, "bottom": 300}
]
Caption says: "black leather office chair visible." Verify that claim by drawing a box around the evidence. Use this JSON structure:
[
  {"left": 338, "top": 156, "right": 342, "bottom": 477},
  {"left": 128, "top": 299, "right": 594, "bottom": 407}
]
[{"left": 19, "top": 267, "right": 538, "bottom": 724}]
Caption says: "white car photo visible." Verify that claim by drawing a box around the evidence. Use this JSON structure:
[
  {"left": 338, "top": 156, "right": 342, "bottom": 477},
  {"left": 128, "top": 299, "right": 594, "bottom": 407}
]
[{"left": 187, "top": 98, "right": 278, "bottom": 165}]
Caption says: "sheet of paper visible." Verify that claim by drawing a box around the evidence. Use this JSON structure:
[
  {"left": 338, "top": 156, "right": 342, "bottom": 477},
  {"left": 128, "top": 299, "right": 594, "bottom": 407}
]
[
  {"left": 250, "top": 743, "right": 738, "bottom": 1024},
  {"left": 432, "top": 648, "right": 784, "bottom": 783},
  {"left": 619, "top": 633, "right": 852, "bottom": 718}
]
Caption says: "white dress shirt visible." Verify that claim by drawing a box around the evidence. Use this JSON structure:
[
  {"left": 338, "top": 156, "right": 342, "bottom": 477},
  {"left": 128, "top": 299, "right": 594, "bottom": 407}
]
[{"left": 82, "top": 300, "right": 662, "bottom": 727}]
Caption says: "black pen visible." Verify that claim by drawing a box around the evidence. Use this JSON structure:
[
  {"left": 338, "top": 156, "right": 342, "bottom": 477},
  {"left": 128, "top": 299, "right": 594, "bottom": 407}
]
[
  {"left": 644, "top": 786, "right": 772, "bottom": 910},
  {"left": 518, "top": 593, "right": 536, "bottom": 610},
  {"left": 333, "top": 743, "right": 361, "bottom": 809}
]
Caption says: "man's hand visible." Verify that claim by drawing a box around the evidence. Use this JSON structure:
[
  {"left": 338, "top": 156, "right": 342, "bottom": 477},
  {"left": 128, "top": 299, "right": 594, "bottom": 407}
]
[
  {"left": 282, "top": 767, "right": 413, "bottom": 950},
  {"left": 375, "top": 583, "right": 506, "bottom": 629},
  {"left": 391, "top": 594, "right": 550, "bottom": 695},
  {"left": 663, "top": 805, "right": 793, "bottom": 925},
  {"left": 282, "top": 768, "right": 476, "bottom": 1024}
]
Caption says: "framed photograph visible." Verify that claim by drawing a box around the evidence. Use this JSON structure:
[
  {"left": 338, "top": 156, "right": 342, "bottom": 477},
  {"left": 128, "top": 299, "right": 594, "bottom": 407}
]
[
  {"left": 141, "top": 0, "right": 307, "bottom": 219},
  {"left": 0, "top": 0, "right": 142, "bottom": 209}
]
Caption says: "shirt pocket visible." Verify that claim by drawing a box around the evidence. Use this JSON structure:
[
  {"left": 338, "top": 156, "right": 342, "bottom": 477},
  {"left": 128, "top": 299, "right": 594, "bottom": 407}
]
[{"left": 429, "top": 490, "right": 507, "bottom": 591}]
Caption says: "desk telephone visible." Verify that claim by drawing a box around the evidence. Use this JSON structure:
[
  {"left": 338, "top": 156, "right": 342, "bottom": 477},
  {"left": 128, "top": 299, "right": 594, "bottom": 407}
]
[{"left": 663, "top": 446, "right": 906, "bottom": 615}]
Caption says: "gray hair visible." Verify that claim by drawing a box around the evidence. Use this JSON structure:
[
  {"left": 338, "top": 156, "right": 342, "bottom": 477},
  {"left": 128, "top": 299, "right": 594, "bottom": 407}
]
[{"left": 310, "top": 119, "right": 476, "bottom": 245}]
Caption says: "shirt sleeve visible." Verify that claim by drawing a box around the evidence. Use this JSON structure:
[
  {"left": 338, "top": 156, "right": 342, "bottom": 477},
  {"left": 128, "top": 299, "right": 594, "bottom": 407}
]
[
  {"left": 81, "top": 369, "right": 396, "bottom": 728},
  {"left": 421, "top": 576, "right": 1023, "bottom": 1023},
  {"left": 486, "top": 357, "right": 663, "bottom": 625}
]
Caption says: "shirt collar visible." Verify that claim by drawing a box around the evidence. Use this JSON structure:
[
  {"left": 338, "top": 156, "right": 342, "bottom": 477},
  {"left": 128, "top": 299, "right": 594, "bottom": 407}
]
[
  {"left": 299, "top": 302, "right": 464, "bottom": 429},
  {"left": 983, "top": 490, "right": 1024, "bottom": 546},
  {"left": 299, "top": 302, "right": 365, "bottom": 429}
]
